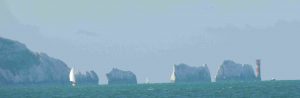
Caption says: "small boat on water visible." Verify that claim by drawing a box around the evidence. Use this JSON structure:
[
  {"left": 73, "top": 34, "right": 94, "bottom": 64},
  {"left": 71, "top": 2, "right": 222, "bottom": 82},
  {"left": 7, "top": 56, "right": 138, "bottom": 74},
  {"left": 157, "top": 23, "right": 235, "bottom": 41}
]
[
  {"left": 69, "top": 67, "right": 76, "bottom": 86},
  {"left": 170, "top": 65, "right": 176, "bottom": 82},
  {"left": 145, "top": 77, "right": 150, "bottom": 84}
]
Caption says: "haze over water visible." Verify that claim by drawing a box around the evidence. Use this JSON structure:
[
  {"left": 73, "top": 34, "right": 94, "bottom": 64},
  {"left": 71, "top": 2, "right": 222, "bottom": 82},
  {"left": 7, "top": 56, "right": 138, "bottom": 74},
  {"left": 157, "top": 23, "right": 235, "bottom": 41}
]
[{"left": 1, "top": 0, "right": 300, "bottom": 84}]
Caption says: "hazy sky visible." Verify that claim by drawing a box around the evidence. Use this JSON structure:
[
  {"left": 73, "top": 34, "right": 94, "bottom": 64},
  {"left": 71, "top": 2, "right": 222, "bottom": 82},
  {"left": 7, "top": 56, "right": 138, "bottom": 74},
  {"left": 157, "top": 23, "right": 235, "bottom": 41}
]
[{"left": 1, "top": 0, "right": 300, "bottom": 84}]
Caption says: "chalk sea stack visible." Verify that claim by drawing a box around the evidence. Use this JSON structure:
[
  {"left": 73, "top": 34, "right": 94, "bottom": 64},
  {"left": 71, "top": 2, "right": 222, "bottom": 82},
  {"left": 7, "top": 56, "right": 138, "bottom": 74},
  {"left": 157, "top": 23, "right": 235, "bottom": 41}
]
[
  {"left": 106, "top": 68, "right": 137, "bottom": 85},
  {"left": 170, "top": 63, "right": 211, "bottom": 83},
  {"left": 0, "top": 37, "right": 99, "bottom": 85},
  {"left": 215, "top": 60, "right": 256, "bottom": 82},
  {"left": 75, "top": 70, "right": 99, "bottom": 85}
]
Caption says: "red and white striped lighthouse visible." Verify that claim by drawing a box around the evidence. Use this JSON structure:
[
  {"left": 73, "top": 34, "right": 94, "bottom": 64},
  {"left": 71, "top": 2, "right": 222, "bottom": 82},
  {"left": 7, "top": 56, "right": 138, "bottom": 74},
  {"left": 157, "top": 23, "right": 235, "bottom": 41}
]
[{"left": 256, "top": 59, "right": 261, "bottom": 81}]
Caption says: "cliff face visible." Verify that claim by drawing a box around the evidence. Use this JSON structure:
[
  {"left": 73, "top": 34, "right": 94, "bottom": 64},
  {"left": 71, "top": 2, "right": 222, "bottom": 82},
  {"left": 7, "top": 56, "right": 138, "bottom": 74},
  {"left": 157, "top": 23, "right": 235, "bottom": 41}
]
[
  {"left": 171, "top": 64, "right": 211, "bottom": 83},
  {"left": 241, "top": 64, "right": 256, "bottom": 81},
  {"left": 75, "top": 70, "right": 99, "bottom": 85},
  {"left": 216, "top": 60, "right": 256, "bottom": 82},
  {"left": 0, "top": 37, "right": 69, "bottom": 84},
  {"left": 0, "top": 37, "right": 99, "bottom": 85},
  {"left": 106, "top": 68, "right": 137, "bottom": 85}
]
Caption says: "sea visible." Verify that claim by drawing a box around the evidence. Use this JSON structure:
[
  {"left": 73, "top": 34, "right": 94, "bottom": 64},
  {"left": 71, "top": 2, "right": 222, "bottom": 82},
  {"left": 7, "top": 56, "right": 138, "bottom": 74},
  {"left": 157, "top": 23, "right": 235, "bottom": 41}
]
[{"left": 0, "top": 80, "right": 299, "bottom": 98}]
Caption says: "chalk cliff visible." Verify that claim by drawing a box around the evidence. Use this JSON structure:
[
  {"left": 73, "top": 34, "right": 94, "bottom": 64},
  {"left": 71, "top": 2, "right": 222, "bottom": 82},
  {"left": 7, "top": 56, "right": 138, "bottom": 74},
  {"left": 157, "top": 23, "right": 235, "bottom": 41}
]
[
  {"left": 216, "top": 60, "right": 256, "bottom": 82},
  {"left": 171, "top": 63, "right": 211, "bottom": 83},
  {"left": 0, "top": 37, "right": 98, "bottom": 85},
  {"left": 75, "top": 70, "right": 99, "bottom": 85},
  {"left": 106, "top": 68, "right": 137, "bottom": 85}
]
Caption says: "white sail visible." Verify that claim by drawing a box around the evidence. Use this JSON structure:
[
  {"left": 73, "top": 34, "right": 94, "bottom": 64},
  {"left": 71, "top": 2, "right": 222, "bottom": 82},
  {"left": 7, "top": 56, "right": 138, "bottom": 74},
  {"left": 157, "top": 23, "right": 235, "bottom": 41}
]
[
  {"left": 69, "top": 67, "right": 76, "bottom": 86},
  {"left": 170, "top": 65, "right": 176, "bottom": 82},
  {"left": 145, "top": 77, "right": 150, "bottom": 84}
]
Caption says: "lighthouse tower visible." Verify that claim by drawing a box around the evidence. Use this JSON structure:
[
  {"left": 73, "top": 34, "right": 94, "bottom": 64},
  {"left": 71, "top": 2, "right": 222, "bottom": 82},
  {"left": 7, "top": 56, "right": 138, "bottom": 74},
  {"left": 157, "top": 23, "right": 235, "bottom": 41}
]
[{"left": 256, "top": 59, "right": 261, "bottom": 81}]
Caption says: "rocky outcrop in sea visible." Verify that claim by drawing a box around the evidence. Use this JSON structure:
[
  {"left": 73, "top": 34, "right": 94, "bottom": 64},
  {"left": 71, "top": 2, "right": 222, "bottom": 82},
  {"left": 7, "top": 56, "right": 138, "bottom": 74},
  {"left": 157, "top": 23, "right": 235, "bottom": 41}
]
[
  {"left": 106, "top": 68, "right": 137, "bottom": 85},
  {"left": 215, "top": 60, "right": 256, "bottom": 82},
  {"left": 171, "top": 63, "right": 211, "bottom": 83},
  {"left": 75, "top": 70, "right": 99, "bottom": 85},
  {"left": 0, "top": 37, "right": 99, "bottom": 85}
]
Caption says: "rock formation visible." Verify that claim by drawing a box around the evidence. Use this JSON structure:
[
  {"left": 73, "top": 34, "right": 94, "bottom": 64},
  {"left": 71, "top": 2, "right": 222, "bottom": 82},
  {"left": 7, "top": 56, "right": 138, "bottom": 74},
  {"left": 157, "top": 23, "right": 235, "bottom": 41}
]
[
  {"left": 215, "top": 60, "right": 256, "bottom": 82},
  {"left": 170, "top": 63, "right": 211, "bottom": 83},
  {"left": 106, "top": 68, "right": 137, "bottom": 85},
  {"left": 241, "top": 64, "right": 256, "bottom": 81},
  {"left": 0, "top": 37, "right": 99, "bottom": 85},
  {"left": 75, "top": 70, "right": 99, "bottom": 85}
]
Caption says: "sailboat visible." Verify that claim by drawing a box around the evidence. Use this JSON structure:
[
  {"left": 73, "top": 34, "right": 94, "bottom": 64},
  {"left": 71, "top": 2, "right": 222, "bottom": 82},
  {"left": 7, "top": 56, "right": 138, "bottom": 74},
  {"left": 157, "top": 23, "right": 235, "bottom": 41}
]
[
  {"left": 69, "top": 67, "right": 76, "bottom": 86},
  {"left": 145, "top": 77, "right": 150, "bottom": 84},
  {"left": 170, "top": 65, "right": 176, "bottom": 82}
]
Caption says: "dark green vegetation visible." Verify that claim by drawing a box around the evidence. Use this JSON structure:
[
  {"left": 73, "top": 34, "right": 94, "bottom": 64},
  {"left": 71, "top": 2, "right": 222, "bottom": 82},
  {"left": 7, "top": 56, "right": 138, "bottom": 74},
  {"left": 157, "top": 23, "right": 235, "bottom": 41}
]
[{"left": 0, "top": 80, "right": 299, "bottom": 98}]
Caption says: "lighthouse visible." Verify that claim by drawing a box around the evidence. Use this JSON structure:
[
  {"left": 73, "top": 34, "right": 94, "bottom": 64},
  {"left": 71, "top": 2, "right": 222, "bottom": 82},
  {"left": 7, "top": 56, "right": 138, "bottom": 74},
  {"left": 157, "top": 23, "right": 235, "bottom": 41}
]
[{"left": 256, "top": 59, "right": 261, "bottom": 81}]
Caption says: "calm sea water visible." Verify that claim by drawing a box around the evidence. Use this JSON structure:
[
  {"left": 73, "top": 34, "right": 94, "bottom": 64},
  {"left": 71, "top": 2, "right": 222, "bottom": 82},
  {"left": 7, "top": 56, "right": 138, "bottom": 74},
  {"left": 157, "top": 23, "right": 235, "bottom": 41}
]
[{"left": 0, "top": 80, "right": 299, "bottom": 98}]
